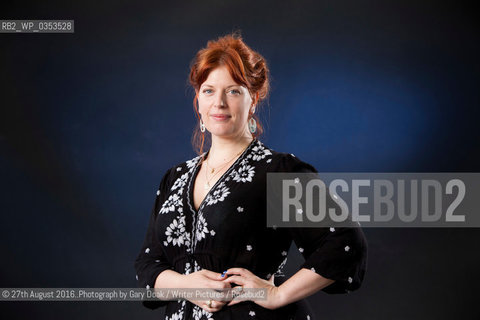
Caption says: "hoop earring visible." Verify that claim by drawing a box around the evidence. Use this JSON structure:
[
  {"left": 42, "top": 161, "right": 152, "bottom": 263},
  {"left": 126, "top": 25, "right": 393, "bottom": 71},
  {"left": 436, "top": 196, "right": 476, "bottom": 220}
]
[
  {"left": 200, "top": 119, "right": 206, "bottom": 133},
  {"left": 248, "top": 117, "right": 257, "bottom": 134}
]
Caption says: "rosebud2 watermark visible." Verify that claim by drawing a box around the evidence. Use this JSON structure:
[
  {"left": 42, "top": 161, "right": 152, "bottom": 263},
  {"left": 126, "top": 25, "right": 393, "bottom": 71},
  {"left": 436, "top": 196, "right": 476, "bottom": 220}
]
[{"left": 267, "top": 173, "right": 480, "bottom": 227}]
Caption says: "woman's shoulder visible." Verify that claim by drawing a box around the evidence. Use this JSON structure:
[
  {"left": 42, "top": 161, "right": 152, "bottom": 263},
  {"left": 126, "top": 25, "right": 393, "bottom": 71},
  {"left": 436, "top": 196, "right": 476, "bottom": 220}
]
[
  {"left": 157, "top": 139, "right": 318, "bottom": 183},
  {"left": 260, "top": 141, "right": 318, "bottom": 173},
  {"left": 156, "top": 153, "right": 205, "bottom": 187}
]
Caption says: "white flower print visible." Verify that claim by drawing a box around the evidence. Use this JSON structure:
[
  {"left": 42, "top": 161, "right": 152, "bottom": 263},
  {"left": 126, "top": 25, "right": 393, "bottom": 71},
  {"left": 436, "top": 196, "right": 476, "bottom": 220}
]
[
  {"left": 165, "top": 216, "right": 190, "bottom": 247},
  {"left": 246, "top": 244, "right": 252, "bottom": 251},
  {"left": 237, "top": 206, "right": 244, "bottom": 212},
  {"left": 145, "top": 248, "right": 150, "bottom": 254},
  {"left": 184, "top": 262, "right": 192, "bottom": 275},
  {"left": 205, "top": 182, "right": 230, "bottom": 206},
  {"left": 195, "top": 214, "right": 210, "bottom": 242},
  {"left": 251, "top": 144, "right": 272, "bottom": 161},
  {"left": 193, "top": 259, "right": 201, "bottom": 272},
  {"left": 249, "top": 310, "right": 256, "bottom": 316},
  {"left": 298, "top": 247, "right": 304, "bottom": 253},
  {"left": 193, "top": 304, "right": 214, "bottom": 320},
  {"left": 184, "top": 259, "right": 201, "bottom": 276},
  {"left": 281, "top": 250, "right": 288, "bottom": 256},
  {"left": 310, "top": 267, "right": 316, "bottom": 273},
  {"left": 171, "top": 173, "right": 189, "bottom": 191},
  {"left": 348, "top": 276, "right": 353, "bottom": 283},
  {"left": 159, "top": 193, "right": 182, "bottom": 214},
  {"left": 186, "top": 155, "right": 202, "bottom": 172},
  {"left": 344, "top": 245, "right": 350, "bottom": 252},
  {"left": 330, "top": 227, "right": 335, "bottom": 232},
  {"left": 231, "top": 164, "right": 255, "bottom": 183},
  {"left": 166, "top": 307, "right": 185, "bottom": 320}
]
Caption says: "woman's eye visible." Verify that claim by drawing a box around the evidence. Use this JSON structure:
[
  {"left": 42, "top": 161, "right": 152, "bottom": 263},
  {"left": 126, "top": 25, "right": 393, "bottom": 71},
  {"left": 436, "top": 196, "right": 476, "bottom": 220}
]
[{"left": 202, "top": 89, "right": 240, "bottom": 94}]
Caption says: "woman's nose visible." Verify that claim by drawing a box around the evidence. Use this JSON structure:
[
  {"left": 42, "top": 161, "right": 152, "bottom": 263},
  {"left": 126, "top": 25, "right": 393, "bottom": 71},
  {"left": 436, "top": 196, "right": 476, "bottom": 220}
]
[{"left": 214, "top": 93, "right": 226, "bottom": 107}]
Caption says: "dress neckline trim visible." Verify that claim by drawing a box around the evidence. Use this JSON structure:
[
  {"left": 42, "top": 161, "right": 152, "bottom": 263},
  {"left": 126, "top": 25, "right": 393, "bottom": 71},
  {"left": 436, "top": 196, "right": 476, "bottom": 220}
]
[
  {"left": 186, "top": 138, "right": 258, "bottom": 253},
  {"left": 188, "top": 138, "right": 257, "bottom": 214}
]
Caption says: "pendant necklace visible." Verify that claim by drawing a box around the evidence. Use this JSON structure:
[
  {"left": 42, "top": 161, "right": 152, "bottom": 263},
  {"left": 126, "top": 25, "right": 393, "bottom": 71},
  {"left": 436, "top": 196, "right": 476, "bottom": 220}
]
[{"left": 203, "top": 147, "right": 245, "bottom": 190}]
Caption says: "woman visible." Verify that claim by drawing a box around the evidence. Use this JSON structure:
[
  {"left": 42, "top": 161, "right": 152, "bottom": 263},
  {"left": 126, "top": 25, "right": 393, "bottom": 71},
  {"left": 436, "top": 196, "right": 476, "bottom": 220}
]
[{"left": 134, "top": 32, "right": 367, "bottom": 320}]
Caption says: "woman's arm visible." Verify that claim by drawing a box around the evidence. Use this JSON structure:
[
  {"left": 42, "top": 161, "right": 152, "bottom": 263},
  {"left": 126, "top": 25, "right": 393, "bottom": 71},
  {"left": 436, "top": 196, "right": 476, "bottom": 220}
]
[
  {"left": 154, "top": 269, "right": 187, "bottom": 288},
  {"left": 155, "top": 268, "right": 232, "bottom": 313},
  {"left": 222, "top": 267, "right": 334, "bottom": 310},
  {"left": 276, "top": 268, "right": 335, "bottom": 307},
  {"left": 154, "top": 269, "right": 231, "bottom": 289}
]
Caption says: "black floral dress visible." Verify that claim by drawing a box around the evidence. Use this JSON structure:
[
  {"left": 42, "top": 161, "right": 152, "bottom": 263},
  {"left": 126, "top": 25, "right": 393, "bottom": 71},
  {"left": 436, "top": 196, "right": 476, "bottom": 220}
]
[{"left": 134, "top": 138, "right": 367, "bottom": 320}]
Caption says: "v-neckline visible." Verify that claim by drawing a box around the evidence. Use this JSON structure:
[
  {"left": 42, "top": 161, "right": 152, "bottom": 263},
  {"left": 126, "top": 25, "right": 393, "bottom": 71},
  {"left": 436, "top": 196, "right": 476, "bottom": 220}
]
[{"left": 188, "top": 138, "right": 257, "bottom": 214}]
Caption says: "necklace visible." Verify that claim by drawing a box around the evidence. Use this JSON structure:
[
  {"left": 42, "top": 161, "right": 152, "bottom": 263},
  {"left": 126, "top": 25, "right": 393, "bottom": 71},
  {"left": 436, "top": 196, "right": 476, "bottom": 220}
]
[{"left": 203, "top": 145, "right": 247, "bottom": 190}]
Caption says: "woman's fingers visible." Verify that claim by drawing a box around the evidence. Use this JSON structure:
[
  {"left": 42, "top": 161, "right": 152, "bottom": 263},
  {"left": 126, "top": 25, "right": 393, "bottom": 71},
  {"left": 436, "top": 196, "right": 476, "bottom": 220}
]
[
  {"left": 201, "top": 299, "right": 228, "bottom": 312},
  {"left": 225, "top": 267, "right": 252, "bottom": 277},
  {"left": 227, "top": 298, "right": 243, "bottom": 307},
  {"left": 198, "top": 269, "right": 231, "bottom": 289},
  {"left": 190, "top": 299, "right": 225, "bottom": 313},
  {"left": 226, "top": 282, "right": 247, "bottom": 307},
  {"left": 187, "top": 269, "right": 245, "bottom": 312},
  {"left": 222, "top": 275, "right": 247, "bottom": 286},
  {"left": 201, "top": 269, "right": 223, "bottom": 280}
]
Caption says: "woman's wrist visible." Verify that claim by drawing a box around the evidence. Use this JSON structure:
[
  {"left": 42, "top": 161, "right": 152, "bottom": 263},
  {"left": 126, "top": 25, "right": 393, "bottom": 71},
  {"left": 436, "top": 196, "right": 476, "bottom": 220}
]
[
  {"left": 273, "top": 284, "right": 287, "bottom": 309},
  {"left": 270, "top": 268, "right": 336, "bottom": 308},
  {"left": 154, "top": 270, "right": 188, "bottom": 289}
]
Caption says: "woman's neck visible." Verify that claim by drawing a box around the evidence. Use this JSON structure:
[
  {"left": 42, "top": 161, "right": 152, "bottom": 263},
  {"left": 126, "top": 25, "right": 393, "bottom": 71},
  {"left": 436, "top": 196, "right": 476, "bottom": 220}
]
[{"left": 207, "top": 134, "right": 254, "bottom": 166}]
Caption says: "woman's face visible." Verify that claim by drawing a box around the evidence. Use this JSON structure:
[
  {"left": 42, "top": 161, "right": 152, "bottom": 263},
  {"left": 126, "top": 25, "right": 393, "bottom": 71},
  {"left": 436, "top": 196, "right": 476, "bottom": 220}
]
[{"left": 197, "top": 65, "right": 254, "bottom": 139}]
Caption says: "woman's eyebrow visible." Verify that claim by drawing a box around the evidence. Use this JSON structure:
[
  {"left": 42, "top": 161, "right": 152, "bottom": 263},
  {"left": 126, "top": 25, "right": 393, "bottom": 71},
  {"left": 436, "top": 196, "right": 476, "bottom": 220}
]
[{"left": 202, "top": 84, "right": 240, "bottom": 88}]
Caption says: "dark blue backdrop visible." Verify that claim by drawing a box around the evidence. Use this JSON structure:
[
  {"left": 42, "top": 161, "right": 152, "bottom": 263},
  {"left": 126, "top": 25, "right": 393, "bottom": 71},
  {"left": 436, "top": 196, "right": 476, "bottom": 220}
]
[{"left": 1, "top": 0, "right": 479, "bottom": 319}]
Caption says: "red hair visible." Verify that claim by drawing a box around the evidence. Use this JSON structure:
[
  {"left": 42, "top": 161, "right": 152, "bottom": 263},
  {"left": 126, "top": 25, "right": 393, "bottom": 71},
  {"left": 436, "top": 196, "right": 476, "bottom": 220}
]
[{"left": 188, "top": 30, "right": 270, "bottom": 155}]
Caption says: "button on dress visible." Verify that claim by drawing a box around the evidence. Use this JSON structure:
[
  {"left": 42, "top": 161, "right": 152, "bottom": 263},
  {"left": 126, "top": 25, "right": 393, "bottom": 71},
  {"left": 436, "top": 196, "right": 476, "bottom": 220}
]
[{"left": 134, "top": 139, "right": 368, "bottom": 320}]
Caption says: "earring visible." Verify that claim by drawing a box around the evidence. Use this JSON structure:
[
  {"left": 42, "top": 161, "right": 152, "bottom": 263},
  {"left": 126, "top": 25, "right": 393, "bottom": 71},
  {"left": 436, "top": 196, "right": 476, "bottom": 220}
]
[
  {"left": 248, "top": 117, "right": 257, "bottom": 134},
  {"left": 200, "top": 119, "right": 206, "bottom": 132}
]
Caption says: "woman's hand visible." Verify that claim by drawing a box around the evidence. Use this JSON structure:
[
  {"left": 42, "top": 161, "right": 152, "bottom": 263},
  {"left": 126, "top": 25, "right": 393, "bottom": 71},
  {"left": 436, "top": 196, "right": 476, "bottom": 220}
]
[
  {"left": 183, "top": 269, "right": 232, "bottom": 313},
  {"left": 222, "top": 268, "right": 285, "bottom": 310}
]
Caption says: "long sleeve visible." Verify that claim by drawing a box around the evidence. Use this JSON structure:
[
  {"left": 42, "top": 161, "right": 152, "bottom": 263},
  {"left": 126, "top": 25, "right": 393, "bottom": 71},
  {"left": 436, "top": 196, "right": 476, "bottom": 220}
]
[
  {"left": 276, "top": 153, "right": 368, "bottom": 294},
  {"left": 289, "top": 225, "right": 367, "bottom": 294},
  {"left": 134, "top": 167, "right": 175, "bottom": 309}
]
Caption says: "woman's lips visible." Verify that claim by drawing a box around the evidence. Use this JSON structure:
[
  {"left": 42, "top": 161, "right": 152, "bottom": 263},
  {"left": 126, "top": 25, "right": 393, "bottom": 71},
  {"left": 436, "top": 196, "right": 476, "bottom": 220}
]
[{"left": 210, "top": 114, "right": 231, "bottom": 121}]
